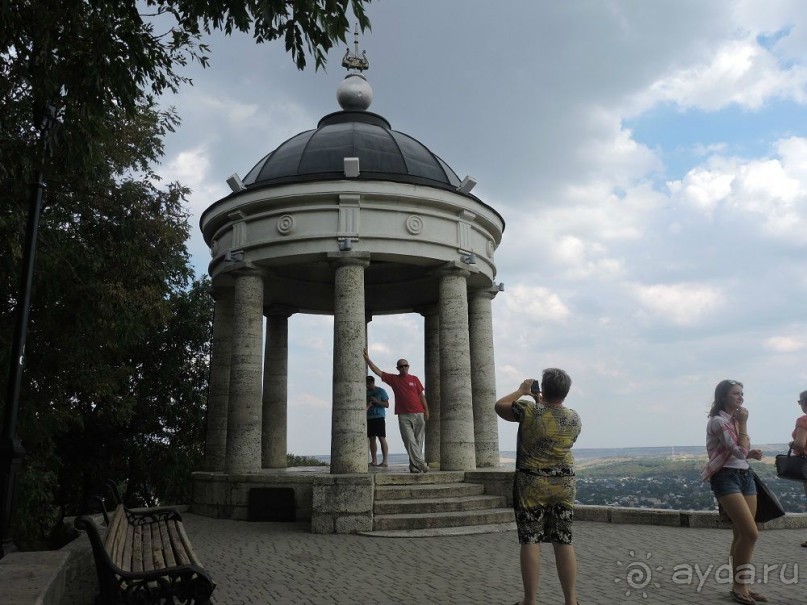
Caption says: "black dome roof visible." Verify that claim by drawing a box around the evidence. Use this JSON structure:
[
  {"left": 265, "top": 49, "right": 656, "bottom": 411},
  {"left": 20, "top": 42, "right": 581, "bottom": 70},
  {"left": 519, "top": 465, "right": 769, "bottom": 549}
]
[{"left": 241, "top": 110, "right": 464, "bottom": 192}]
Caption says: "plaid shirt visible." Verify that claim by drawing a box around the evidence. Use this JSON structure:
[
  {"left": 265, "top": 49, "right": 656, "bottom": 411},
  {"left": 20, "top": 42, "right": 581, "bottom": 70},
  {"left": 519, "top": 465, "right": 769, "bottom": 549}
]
[{"left": 700, "top": 411, "right": 749, "bottom": 482}]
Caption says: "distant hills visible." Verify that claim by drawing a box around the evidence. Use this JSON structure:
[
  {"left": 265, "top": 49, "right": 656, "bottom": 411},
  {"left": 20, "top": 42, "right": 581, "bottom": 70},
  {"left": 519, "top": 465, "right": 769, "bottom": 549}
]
[{"left": 314, "top": 444, "right": 807, "bottom": 513}]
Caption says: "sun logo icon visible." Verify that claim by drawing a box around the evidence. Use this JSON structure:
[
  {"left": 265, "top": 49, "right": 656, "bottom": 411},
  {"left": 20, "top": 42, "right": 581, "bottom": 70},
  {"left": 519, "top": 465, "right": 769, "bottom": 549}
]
[{"left": 614, "top": 550, "right": 663, "bottom": 599}]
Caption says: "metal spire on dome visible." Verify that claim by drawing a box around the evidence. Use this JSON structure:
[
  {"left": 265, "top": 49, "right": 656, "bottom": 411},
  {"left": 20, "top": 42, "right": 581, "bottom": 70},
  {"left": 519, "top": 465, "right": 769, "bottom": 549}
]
[
  {"left": 336, "top": 24, "right": 373, "bottom": 111},
  {"left": 341, "top": 24, "right": 369, "bottom": 72}
]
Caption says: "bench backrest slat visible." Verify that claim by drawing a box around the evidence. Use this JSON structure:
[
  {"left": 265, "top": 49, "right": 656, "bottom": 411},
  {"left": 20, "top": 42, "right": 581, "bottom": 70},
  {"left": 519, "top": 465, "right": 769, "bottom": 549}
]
[
  {"left": 103, "top": 505, "right": 128, "bottom": 569},
  {"left": 167, "top": 520, "right": 190, "bottom": 566},
  {"left": 158, "top": 520, "right": 177, "bottom": 568},
  {"left": 131, "top": 524, "right": 143, "bottom": 573},
  {"left": 142, "top": 522, "right": 155, "bottom": 572},
  {"left": 151, "top": 522, "right": 166, "bottom": 570},
  {"left": 120, "top": 521, "right": 134, "bottom": 572},
  {"left": 173, "top": 519, "right": 203, "bottom": 568}
]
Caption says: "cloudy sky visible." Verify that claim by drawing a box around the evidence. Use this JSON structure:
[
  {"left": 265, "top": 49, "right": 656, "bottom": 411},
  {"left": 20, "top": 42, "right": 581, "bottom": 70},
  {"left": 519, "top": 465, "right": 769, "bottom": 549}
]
[{"left": 157, "top": 1, "right": 807, "bottom": 457}]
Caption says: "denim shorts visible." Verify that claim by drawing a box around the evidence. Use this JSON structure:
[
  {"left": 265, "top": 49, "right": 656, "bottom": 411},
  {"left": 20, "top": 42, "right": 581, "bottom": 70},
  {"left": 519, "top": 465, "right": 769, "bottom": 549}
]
[{"left": 710, "top": 467, "right": 757, "bottom": 498}]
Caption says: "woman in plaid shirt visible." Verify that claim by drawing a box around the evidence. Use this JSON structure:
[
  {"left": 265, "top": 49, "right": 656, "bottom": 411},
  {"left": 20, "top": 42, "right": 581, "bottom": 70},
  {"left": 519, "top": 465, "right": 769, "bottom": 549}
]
[{"left": 702, "top": 380, "right": 764, "bottom": 605}]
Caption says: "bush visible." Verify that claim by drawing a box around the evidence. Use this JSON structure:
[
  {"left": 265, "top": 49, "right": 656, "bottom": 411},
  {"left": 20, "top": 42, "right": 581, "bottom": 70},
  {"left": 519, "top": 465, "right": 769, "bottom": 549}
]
[{"left": 286, "top": 453, "right": 328, "bottom": 467}]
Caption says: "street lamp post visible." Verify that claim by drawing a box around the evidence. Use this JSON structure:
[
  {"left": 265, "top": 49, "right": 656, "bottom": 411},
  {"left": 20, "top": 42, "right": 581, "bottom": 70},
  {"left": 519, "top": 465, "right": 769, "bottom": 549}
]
[{"left": 0, "top": 106, "right": 56, "bottom": 558}]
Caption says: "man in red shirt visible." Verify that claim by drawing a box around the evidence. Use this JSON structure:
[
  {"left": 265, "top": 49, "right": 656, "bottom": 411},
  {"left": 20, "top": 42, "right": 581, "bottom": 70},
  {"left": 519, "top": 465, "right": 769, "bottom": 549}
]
[{"left": 363, "top": 348, "right": 430, "bottom": 473}]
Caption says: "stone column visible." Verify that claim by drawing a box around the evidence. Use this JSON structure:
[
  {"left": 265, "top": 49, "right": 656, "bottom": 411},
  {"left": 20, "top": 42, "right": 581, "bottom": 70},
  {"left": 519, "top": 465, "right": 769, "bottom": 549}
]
[
  {"left": 469, "top": 288, "right": 500, "bottom": 467},
  {"left": 329, "top": 253, "right": 370, "bottom": 474},
  {"left": 437, "top": 264, "right": 476, "bottom": 470},
  {"left": 224, "top": 269, "right": 264, "bottom": 474},
  {"left": 204, "top": 287, "right": 233, "bottom": 472},
  {"left": 421, "top": 306, "right": 441, "bottom": 467},
  {"left": 262, "top": 309, "right": 291, "bottom": 468}
]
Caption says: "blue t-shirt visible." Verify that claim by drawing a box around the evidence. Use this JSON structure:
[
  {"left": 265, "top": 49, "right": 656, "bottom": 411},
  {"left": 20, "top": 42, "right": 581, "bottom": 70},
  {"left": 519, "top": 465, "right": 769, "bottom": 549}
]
[{"left": 367, "top": 386, "right": 389, "bottom": 419}]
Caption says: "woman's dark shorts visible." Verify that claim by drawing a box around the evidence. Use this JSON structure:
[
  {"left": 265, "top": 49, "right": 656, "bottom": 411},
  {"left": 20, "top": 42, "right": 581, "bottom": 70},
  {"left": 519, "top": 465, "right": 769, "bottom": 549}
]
[
  {"left": 367, "top": 417, "right": 386, "bottom": 438},
  {"left": 710, "top": 467, "right": 757, "bottom": 499}
]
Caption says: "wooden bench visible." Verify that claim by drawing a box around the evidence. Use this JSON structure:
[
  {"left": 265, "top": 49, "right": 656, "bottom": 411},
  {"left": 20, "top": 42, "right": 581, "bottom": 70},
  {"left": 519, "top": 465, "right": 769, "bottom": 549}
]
[{"left": 74, "top": 484, "right": 215, "bottom": 604}]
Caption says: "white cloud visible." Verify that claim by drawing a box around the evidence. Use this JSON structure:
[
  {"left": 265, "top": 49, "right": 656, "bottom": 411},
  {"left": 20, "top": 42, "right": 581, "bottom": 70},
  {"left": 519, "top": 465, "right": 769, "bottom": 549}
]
[
  {"left": 669, "top": 139, "right": 807, "bottom": 237},
  {"left": 504, "top": 285, "right": 570, "bottom": 322},
  {"left": 549, "top": 235, "right": 624, "bottom": 281},
  {"left": 575, "top": 111, "right": 663, "bottom": 186},
  {"left": 162, "top": 146, "right": 210, "bottom": 185},
  {"left": 195, "top": 95, "right": 259, "bottom": 125},
  {"left": 667, "top": 163, "right": 735, "bottom": 213},
  {"left": 635, "top": 37, "right": 807, "bottom": 111},
  {"left": 764, "top": 336, "right": 806, "bottom": 353},
  {"left": 630, "top": 282, "right": 725, "bottom": 326},
  {"left": 295, "top": 392, "right": 331, "bottom": 410},
  {"left": 693, "top": 142, "right": 729, "bottom": 157}
]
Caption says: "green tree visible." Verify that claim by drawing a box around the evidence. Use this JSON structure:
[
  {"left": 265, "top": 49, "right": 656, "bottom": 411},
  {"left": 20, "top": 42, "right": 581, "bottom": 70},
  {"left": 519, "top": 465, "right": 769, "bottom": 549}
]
[
  {"left": 120, "top": 277, "right": 213, "bottom": 508},
  {"left": 0, "top": 0, "right": 371, "bottom": 173},
  {"left": 1, "top": 0, "right": 372, "bottom": 549},
  {"left": 0, "top": 99, "right": 211, "bottom": 547}
]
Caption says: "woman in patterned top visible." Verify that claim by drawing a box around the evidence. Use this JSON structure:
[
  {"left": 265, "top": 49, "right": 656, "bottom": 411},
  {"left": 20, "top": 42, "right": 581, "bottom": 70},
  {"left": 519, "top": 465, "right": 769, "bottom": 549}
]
[
  {"left": 790, "top": 389, "right": 807, "bottom": 547},
  {"left": 495, "top": 368, "right": 581, "bottom": 605},
  {"left": 701, "top": 380, "right": 764, "bottom": 605}
]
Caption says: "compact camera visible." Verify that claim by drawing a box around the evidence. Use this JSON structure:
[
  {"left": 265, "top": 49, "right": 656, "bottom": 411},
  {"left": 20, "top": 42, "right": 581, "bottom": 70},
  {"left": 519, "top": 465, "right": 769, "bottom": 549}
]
[{"left": 530, "top": 380, "right": 541, "bottom": 395}]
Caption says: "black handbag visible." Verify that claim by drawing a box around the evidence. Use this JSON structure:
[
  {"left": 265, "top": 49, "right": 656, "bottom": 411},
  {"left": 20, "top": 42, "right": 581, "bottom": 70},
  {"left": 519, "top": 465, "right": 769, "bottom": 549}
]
[
  {"left": 775, "top": 448, "right": 807, "bottom": 481},
  {"left": 752, "top": 470, "right": 786, "bottom": 523}
]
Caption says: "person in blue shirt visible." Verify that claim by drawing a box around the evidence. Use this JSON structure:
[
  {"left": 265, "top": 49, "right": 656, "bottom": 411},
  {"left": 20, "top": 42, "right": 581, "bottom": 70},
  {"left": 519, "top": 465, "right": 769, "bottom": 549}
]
[{"left": 366, "top": 375, "right": 389, "bottom": 467}]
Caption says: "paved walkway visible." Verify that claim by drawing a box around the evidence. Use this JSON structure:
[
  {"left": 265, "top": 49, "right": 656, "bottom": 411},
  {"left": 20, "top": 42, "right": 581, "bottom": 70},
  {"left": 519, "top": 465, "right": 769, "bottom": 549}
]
[{"left": 180, "top": 513, "right": 807, "bottom": 605}]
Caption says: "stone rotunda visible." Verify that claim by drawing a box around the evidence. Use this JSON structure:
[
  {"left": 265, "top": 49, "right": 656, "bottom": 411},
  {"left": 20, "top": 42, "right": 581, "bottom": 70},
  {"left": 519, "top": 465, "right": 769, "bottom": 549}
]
[{"left": 192, "top": 42, "right": 507, "bottom": 531}]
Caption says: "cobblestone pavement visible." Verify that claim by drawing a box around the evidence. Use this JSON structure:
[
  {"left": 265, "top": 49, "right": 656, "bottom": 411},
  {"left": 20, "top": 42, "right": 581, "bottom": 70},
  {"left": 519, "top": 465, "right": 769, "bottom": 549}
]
[{"left": 182, "top": 513, "right": 807, "bottom": 605}]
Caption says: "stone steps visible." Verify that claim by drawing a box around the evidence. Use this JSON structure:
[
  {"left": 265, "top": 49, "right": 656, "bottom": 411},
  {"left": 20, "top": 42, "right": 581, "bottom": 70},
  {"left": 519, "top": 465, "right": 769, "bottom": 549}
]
[
  {"left": 373, "top": 471, "right": 466, "bottom": 485},
  {"left": 367, "top": 473, "right": 514, "bottom": 535},
  {"left": 364, "top": 522, "right": 517, "bottom": 538},
  {"left": 374, "top": 482, "right": 485, "bottom": 501},
  {"left": 374, "top": 494, "right": 505, "bottom": 515},
  {"left": 373, "top": 507, "right": 515, "bottom": 531}
]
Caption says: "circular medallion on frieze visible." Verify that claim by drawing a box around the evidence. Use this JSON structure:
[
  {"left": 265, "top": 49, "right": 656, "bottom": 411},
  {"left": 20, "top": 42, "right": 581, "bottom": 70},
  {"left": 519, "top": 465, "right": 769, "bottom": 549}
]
[
  {"left": 405, "top": 215, "right": 424, "bottom": 235},
  {"left": 487, "top": 239, "right": 495, "bottom": 257},
  {"left": 211, "top": 240, "right": 219, "bottom": 257},
  {"left": 276, "top": 214, "right": 296, "bottom": 235}
]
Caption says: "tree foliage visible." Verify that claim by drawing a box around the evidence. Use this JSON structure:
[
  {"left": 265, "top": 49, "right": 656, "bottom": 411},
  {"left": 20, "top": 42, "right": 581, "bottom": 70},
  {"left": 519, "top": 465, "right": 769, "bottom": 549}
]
[
  {"left": 0, "top": 0, "right": 371, "bottom": 172},
  {"left": 0, "top": 0, "right": 372, "bottom": 549},
  {"left": 0, "top": 96, "right": 215, "bottom": 548},
  {"left": 287, "top": 453, "right": 328, "bottom": 467}
]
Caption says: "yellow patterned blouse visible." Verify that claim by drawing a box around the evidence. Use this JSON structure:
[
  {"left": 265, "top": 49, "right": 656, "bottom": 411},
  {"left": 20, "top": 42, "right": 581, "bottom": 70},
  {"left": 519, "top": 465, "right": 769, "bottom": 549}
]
[{"left": 513, "top": 398, "right": 582, "bottom": 471}]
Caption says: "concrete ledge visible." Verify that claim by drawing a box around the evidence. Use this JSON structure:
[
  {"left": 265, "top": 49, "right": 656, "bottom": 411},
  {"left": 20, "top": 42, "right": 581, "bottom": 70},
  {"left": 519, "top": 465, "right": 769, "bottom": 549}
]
[
  {"left": 0, "top": 517, "right": 97, "bottom": 605},
  {"left": 0, "top": 551, "right": 70, "bottom": 605},
  {"left": 574, "top": 506, "right": 807, "bottom": 529},
  {"left": 574, "top": 505, "right": 611, "bottom": 523},
  {"left": 681, "top": 509, "right": 731, "bottom": 529},
  {"left": 753, "top": 511, "right": 807, "bottom": 529},
  {"left": 610, "top": 506, "right": 682, "bottom": 526}
]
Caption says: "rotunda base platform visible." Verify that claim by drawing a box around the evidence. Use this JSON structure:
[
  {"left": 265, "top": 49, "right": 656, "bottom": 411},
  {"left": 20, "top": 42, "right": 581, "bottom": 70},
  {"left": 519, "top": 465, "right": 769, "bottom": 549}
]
[{"left": 191, "top": 467, "right": 515, "bottom": 534}]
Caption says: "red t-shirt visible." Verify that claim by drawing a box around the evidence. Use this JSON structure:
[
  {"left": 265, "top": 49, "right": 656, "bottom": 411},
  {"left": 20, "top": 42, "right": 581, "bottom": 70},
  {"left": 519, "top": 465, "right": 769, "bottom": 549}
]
[{"left": 381, "top": 372, "right": 425, "bottom": 415}]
